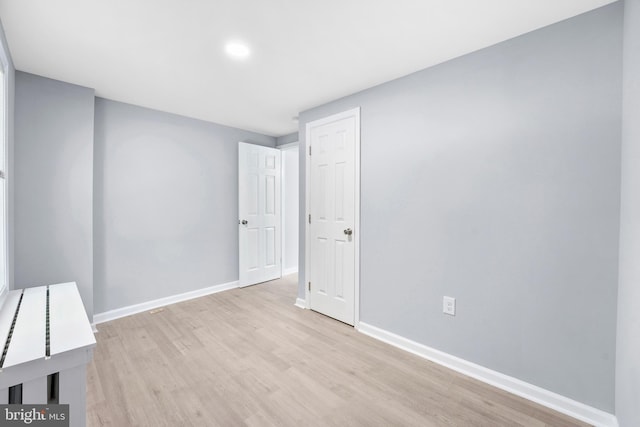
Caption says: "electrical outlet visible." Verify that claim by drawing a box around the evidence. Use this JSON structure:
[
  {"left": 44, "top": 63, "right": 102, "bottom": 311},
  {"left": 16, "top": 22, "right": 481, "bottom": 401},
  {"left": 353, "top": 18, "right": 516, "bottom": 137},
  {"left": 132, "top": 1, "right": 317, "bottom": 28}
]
[{"left": 443, "top": 296, "right": 456, "bottom": 316}]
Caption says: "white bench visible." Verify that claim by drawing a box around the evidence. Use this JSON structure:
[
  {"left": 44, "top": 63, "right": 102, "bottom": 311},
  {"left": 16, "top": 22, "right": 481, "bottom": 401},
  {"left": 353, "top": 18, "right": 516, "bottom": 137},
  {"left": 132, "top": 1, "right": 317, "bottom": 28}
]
[{"left": 0, "top": 282, "right": 96, "bottom": 427}]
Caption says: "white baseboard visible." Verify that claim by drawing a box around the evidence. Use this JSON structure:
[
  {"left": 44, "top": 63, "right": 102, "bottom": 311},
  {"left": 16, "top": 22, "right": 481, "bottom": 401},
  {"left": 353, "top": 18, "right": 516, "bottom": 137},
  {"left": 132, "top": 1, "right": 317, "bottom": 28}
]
[
  {"left": 91, "top": 323, "right": 98, "bottom": 333},
  {"left": 294, "top": 298, "right": 306, "bottom": 309},
  {"left": 94, "top": 280, "right": 239, "bottom": 325},
  {"left": 357, "top": 322, "right": 618, "bottom": 427},
  {"left": 282, "top": 267, "right": 299, "bottom": 276}
]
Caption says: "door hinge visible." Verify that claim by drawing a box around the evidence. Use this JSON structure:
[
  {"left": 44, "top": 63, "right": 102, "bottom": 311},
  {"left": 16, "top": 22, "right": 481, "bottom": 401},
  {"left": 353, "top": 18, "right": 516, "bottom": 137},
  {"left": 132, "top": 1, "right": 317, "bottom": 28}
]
[
  {"left": 308, "top": 282, "right": 311, "bottom": 291},
  {"left": 309, "top": 145, "right": 312, "bottom": 156},
  {"left": 308, "top": 214, "right": 311, "bottom": 224}
]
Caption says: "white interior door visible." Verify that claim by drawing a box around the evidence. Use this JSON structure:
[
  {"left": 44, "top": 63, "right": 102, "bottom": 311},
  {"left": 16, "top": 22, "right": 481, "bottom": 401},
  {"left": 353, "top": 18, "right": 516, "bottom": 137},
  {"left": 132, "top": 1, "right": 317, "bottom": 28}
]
[
  {"left": 307, "top": 109, "right": 359, "bottom": 325},
  {"left": 239, "top": 142, "right": 281, "bottom": 287}
]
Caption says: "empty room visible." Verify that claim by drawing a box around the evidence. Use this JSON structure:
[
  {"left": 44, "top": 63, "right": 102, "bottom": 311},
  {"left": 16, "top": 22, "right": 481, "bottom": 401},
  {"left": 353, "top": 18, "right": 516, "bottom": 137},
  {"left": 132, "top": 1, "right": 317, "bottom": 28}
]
[{"left": 0, "top": 0, "right": 637, "bottom": 426}]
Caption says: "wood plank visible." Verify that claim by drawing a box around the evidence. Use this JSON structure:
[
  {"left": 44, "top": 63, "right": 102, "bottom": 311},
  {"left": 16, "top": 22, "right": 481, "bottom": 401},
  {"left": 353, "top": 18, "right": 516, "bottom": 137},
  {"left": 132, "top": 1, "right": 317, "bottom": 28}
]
[
  {"left": 49, "top": 282, "right": 96, "bottom": 356},
  {"left": 3, "top": 287, "right": 46, "bottom": 368}
]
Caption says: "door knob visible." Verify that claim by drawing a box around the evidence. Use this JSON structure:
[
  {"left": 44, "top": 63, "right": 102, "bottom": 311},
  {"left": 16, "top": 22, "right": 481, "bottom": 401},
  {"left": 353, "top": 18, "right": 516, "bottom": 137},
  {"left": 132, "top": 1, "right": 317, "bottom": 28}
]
[
  {"left": 241, "top": 220, "right": 248, "bottom": 225},
  {"left": 344, "top": 228, "right": 352, "bottom": 236}
]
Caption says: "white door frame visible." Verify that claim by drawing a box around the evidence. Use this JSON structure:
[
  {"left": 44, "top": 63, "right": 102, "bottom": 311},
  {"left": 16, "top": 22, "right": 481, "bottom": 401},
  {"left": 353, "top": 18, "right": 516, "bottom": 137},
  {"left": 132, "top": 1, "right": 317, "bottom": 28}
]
[
  {"left": 304, "top": 107, "right": 361, "bottom": 327},
  {"left": 279, "top": 141, "right": 299, "bottom": 277}
]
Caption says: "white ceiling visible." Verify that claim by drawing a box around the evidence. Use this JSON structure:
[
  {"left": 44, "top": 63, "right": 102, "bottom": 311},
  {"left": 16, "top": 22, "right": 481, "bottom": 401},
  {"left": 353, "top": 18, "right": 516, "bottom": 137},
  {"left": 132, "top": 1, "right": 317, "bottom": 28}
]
[{"left": 0, "top": 0, "right": 616, "bottom": 137}]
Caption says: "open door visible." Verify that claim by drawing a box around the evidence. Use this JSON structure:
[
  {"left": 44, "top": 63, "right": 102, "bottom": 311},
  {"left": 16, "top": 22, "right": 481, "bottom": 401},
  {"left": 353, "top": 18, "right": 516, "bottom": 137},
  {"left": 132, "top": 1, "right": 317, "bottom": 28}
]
[{"left": 238, "top": 142, "right": 282, "bottom": 287}]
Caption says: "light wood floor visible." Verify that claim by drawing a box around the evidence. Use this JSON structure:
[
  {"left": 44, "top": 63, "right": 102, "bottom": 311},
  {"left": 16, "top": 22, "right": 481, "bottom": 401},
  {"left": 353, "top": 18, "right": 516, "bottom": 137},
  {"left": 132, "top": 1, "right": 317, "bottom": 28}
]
[{"left": 87, "top": 275, "right": 589, "bottom": 426}]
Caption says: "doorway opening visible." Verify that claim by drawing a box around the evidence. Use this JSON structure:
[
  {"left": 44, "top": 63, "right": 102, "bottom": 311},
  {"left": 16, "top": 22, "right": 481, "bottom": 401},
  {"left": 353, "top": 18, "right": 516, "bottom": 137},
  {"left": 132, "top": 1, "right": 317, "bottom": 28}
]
[{"left": 280, "top": 142, "right": 299, "bottom": 279}]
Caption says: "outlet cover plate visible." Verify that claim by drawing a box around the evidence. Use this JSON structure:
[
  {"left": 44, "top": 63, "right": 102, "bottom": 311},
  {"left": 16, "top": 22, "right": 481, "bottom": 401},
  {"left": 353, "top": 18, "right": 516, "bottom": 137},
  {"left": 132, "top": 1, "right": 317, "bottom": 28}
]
[{"left": 443, "top": 296, "right": 456, "bottom": 316}]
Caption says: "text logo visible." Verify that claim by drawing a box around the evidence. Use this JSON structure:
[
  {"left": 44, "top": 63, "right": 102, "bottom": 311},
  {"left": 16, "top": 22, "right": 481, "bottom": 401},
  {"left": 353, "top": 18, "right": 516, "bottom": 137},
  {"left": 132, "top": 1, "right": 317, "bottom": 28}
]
[{"left": 0, "top": 405, "right": 68, "bottom": 427}]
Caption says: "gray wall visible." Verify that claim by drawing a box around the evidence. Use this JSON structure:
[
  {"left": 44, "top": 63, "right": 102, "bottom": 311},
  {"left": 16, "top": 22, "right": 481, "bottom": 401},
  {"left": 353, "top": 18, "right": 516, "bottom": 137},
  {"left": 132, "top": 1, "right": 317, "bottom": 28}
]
[
  {"left": 299, "top": 4, "right": 622, "bottom": 412},
  {"left": 0, "top": 19, "right": 14, "bottom": 291},
  {"left": 276, "top": 132, "right": 298, "bottom": 146},
  {"left": 15, "top": 72, "right": 95, "bottom": 319},
  {"left": 616, "top": 0, "right": 640, "bottom": 425},
  {"left": 94, "top": 98, "right": 275, "bottom": 313},
  {"left": 283, "top": 146, "right": 299, "bottom": 272}
]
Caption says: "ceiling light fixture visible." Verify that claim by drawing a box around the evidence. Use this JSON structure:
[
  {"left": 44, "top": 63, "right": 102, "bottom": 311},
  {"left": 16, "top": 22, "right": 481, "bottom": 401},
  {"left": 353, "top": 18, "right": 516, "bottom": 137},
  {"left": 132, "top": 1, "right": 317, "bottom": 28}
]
[{"left": 225, "top": 41, "right": 251, "bottom": 59}]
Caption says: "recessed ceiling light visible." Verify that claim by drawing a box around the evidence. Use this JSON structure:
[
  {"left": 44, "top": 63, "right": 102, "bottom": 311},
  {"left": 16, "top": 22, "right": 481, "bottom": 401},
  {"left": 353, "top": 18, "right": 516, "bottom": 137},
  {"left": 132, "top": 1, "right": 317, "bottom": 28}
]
[{"left": 225, "top": 41, "right": 251, "bottom": 59}]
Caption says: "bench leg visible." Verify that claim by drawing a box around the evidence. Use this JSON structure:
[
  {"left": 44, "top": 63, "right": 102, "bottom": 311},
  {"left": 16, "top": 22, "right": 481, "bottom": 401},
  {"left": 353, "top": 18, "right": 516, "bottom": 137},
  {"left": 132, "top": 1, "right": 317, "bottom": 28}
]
[{"left": 59, "top": 365, "right": 87, "bottom": 427}]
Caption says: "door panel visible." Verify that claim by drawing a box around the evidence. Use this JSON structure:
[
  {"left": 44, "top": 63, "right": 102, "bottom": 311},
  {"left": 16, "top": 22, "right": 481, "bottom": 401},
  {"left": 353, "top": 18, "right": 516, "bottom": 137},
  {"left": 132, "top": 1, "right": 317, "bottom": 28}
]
[
  {"left": 239, "top": 142, "right": 281, "bottom": 287},
  {"left": 308, "top": 111, "right": 358, "bottom": 325},
  {"left": 265, "top": 227, "right": 276, "bottom": 266}
]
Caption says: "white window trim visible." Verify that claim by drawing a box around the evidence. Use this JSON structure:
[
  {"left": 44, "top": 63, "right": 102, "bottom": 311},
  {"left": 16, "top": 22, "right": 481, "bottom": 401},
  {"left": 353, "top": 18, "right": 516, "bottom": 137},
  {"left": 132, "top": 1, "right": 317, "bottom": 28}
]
[{"left": 0, "top": 54, "right": 8, "bottom": 304}]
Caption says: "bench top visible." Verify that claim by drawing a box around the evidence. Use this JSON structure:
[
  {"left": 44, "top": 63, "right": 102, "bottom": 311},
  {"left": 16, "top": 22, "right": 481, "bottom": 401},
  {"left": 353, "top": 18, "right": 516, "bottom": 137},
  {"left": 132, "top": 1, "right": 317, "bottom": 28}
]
[{"left": 0, "top": 282, "right": 96, "bottom": 371}]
